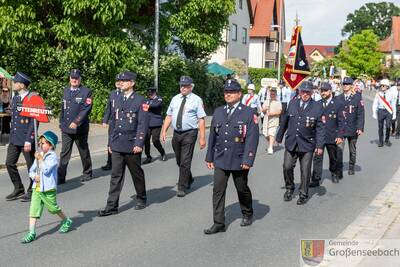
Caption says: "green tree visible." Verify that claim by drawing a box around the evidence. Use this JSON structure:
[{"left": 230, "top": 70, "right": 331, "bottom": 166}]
[
  {"left": 342, "top": 2, "right": 400, "bottom": 40},
  {"left": 0, "top": 0, "right": 235, "bottom": 120},
  {"left": 337, "top": 30, "right": 383, "bottom": 78}
]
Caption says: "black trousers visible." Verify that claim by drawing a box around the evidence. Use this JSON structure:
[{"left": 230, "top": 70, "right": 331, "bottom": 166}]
[
  {"left": 144, "top": 126, "right": 165, "bottom": 158},
  {"left": 312, "top": 144, "right": 338, "bottom": 182},
  {"left": 213, "top": 167, "right": 253, "bottom": 225},
  {"left": 6, "top": 144, "right": 34, "bottom": 192},
  {"left": 106, "top": 152, "right": 146, "bottom": 209},
  {"left": 396, "top": 105, "right": 400, "bottom": 136},
  {"left": 337, "top": 136, "right": 358, "bottom": 172},
  {"left": 57, "top": 131, "right": 92, "bottom": 183},
  {"left": 279, "top": 102, "right": 288, "bottom": 125},
  {"left": 105, "top": 126, "right": 112, "bottom": 166},
  {"left": 378, "top": 109, "right": 392, "bottom": 143},
  {"left": 283, "top": 149, "right": 313, "bottom": 196},
  {"left": 172, "top": 129, "right": 198, "bottom": 191}
]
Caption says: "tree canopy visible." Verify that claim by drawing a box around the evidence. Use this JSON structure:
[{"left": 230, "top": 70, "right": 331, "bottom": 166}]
[
  {"left": 337, "top": 30, "right": 383, "bottom": 78},
  {"left": 0, "top": 0, "right": 235, "bottom": 120},
  {"left": 341, "top": 2, "right": 400, "bottom": 40}
]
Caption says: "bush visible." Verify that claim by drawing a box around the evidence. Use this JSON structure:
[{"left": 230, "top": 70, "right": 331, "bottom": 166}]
[{"left": 248, "top": 68, "right": 278, "bottom": 91}]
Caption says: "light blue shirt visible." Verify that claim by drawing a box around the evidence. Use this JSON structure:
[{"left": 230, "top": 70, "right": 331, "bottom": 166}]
[
  {"left": 29, "top": 150, "right": 59, "bottom": 192},
  {"left": 278, "top": 86, "right": 293, "bottom": 103},
  {"left": 167, "top": 92, "right": 206, "bottom": 131}
]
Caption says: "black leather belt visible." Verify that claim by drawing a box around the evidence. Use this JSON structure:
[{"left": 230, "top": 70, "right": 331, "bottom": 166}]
[{"left": 174, "top": 129, "right": 197, "bottom": 134}]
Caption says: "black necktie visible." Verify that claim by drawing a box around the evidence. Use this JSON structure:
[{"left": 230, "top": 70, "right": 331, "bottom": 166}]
[
  {"left": 323, "top": 100, "right": 327, "bottom": 108},
  {"left": 176, "top": 96, "right": 187, "bottom": 130},
  {"left": 227, "top": 106, "right": 234, "bottom": 120},
  {"left": 384, "top": 92, "right": 386, "bottom": 100},
  {"left": 300, "top": 101, "right": 305, "bottom": 110}
]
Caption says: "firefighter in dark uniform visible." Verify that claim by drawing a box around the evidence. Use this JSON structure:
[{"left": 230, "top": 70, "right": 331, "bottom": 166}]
[
  {"left": 336, "top": 77, "right": 365, "bottom": 177},
  {"left": 204, "top": 79, "right": 259, "bottom": 235},
  {"left": 101, "top": 73, "right": 122, "bottom": 171},
  {"left": 57, "top": 69, "right": 93, "bottom": 184},
  {"left": 5, "top": 72, "right": 36, "bottom": 201},
  {"left": 142, "top": 87, "right": 166, "bottom": 164},
  {"left": 98, "top": 71, "right": 149, "bottom": 216},
  {"left": 276, "top": 81, "right": 325, "bottom": 205},
  {"left": 310, "top": 82, "right": 344, "bottom": 187}
]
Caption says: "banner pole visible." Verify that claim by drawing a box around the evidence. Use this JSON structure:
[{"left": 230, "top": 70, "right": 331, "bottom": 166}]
[{"left": 33, "top": 118, "right": 38, "bottom": 152}]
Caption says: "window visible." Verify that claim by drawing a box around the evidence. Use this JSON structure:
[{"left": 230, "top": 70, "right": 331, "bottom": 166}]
[
  {"left": 231, "top": 24, "right": 237, "bottom": 41},
  {"left": 239, "top": 0, "right": 243, "bottom": 9},
  {"left": 242, "top": 27, "right": 247, "bottom": 44}
]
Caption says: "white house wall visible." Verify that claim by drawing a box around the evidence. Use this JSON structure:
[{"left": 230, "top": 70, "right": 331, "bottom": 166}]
[{"left": 249, "top": 38, "right": 265, "bottom": 68}]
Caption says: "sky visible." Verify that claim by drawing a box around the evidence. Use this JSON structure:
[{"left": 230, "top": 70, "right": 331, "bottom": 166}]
[{"left": 284, "top": 0, "right": 400, "bottom": 46}]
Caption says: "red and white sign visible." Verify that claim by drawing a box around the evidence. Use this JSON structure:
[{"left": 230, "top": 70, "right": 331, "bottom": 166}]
[{"left": 18, "top": 94, "right": 52, "bottom": 123}]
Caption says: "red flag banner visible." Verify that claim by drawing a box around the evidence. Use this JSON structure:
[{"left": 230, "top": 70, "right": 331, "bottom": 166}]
[{"left": 283, "top": 26, "right": 310, "bottom": 90}]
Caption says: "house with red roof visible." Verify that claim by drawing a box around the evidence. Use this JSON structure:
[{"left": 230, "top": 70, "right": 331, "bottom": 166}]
[
  {"left": 248, "top": 0, "right": 285, "bottom": 68},
  {"left": 283, "top": 42, "right": 336, "bottom": 64},
  {"left": 379, "top": 16, "right": 400, "bottom": 67},
  {"left": 209, "top": 0, "right": 254, "bottom": 66}
]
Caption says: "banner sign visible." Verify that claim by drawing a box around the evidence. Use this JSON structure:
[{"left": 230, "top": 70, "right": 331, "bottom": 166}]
[{"left": 283, "top": 26, "right": 310, "bottom": 90}]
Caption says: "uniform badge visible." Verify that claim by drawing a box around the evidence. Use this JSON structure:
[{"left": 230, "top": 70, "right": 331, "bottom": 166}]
[
  {"left": 306, "top": 117, "right": 310, "bottom": 127},
  {"left": 142, "top": 103, "right": 149, "bottom": 112},
  {"left": 235, "top": 137, "right": 240, "bottom": 142},
  {"left": 238, "top": 125, "right": 243, "bottom": 135},
  {"left": 21, "top": 119, "right": 25, "bottom": 124},
  {"left": 249, "top": 152, "right": 254, "bottom": 157},
  {"left": 321, "top": 116, "right": 326, "bottom": 124},
  {"left": 86, "top": 98, "right": 92, "bottom": 105},
  {"left": 26, "top": 119, "right": 29, "bottom": 124}
]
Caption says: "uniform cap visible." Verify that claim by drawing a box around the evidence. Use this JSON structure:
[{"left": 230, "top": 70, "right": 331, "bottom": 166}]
[
  {"left": 298, "top": 81, "right": 313, "bottom": 92},
  {"left": 320, "top": 82, "right": 332, "bottom": 91},
  {"left": 342, "top": 77, "right": 354, "bottom": 85},
  {"left": 40, "top": 131, "right": 58, "bottom": 148},
  {"left": 224, "top": 79, "right": 242, "bottom": 91},
  {"left": 380, "top": 79, "right": 390, "bottom": 87},
  {"left": 179, "top": 76, "right": 193, "bottom": 86},
  {"left": 12, "top": 72, "right": 31, "bottom": 86},
  {"left": 118, "top": 71, "right": 137, "bottom": 81},
  {"left": 70, "top": 69, "right": 81, "bottom": 79},
  {"left": 147, "top": 86, "right": 157, "bottom": 91}
]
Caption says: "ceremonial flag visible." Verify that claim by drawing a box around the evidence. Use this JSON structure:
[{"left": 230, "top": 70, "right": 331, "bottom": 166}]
[
  {"left": 283, "top": 26, "right": 310, "bottom": 90},
  {"left": 329, "top": 65, "right": 335, "bottom": 77}
]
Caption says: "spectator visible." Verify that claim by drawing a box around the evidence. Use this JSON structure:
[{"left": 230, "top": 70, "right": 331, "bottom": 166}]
[{"left": 262, "top": 88, "right": 282, "bottom": 154}]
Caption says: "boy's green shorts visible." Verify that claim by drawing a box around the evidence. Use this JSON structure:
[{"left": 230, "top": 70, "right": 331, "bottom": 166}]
[{"left": 29, "top": 190, "right": 61, "bottom": 218}]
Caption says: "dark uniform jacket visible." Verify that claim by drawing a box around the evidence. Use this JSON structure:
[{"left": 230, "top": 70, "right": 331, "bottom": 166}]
[
  {"left": 206, "top": 103, "right": 259, "bottom": 171},
  {"left": 146, "top": 95, "right": 163, "bottom": 128},
  {"left": 10, "top": 92, "right": 36, "bottom": 146},
  {"left": 319, "top": 97, "right": 345, "bottom": 144},
  {"left": 336, "top": 92, "right": 365, "bottom": 137},
  {"left": 102, "top": 89, "right": 121, "bottom": 128},
  {"left": 60, "top": 86, "right": 92, "bottom": 134},
  {"left": 110, "top": 92, "right": 149, "bottom": 153},
  {"left": 276, "top": 98, "right": 325, "bottom": 153}
]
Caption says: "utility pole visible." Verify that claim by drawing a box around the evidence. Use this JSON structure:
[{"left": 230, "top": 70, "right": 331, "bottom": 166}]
[
  {"left": 154, "top": 0, "right": 160, "bottom": 90},
  {"left": 277, "top": 0, "right": 283, "bottom": 82}
]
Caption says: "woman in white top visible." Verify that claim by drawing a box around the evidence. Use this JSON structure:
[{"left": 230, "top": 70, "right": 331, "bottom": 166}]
[{"left": 262, "top": 88, "right": 282, "bottom": 154}]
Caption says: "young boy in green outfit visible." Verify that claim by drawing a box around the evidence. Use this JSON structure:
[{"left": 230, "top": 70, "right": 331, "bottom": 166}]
[{"left": 21, "top": 131, "right": 73, "bottom": 244}]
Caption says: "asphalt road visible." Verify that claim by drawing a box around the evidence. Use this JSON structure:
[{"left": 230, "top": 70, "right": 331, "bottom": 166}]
[{"left": 1, "top": 99, "right": 399, "bottom": 267}]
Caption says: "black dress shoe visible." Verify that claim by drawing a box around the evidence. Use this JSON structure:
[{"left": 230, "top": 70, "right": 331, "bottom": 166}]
[
  {"left": 101, "top": 164, "right": 112, "bottom": 171},
  {"left": 204, "top": 224, "right": 226, "bottom": 235},
  {"left": 97, "top": 208, "right": 118, "bottom": 217},
  {"left": 385, "top": 141, "right": 392, "bottom": 147},
  {"left": 80, "top": 176, "right": 92, "bottom": 182},
  {"left": 378, "top": 142, "right": 384, "bottom": 147},
  {"left": 20, "top": 192, "right": 32, "bottom": 202},
  {"left": 284, "top": 190, "right": 294, "bottom": 201},
  {"left": 161, "top": 154, "right": 166, "bottom": 161},
  {"left": 142, "top": 157, "right": 152, "bottom": 165},
  {"left": 331, "top": 175, "right": 339, "bottom": 183},
  {"left": 134, "top": 202, "right": 146, "bottom": 210},
  {"left": 297, "top": 194, "right": 308, "bottom": 205},
  {"left": 5, "top": 189, "right": 25, "bottom": 201},
  {"left": 177, "top": 190, "right": 186, "bottom": 197},
  {"left": 337, "top": 172, "right": 343, "bottom": 180},
  {"left": 309, "top": 180, "right": 320, "bottom": 188},
  {"left": 240, "top": 216, "right": 253, "bottom": 227},
  {"left": 348, "top": 169, "right": 355, "bottom": 175}
]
